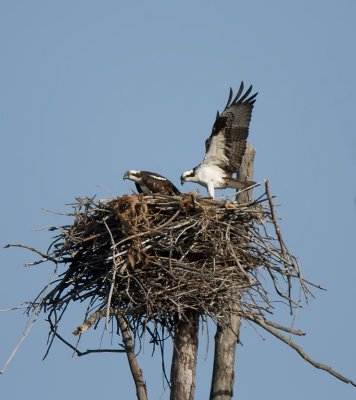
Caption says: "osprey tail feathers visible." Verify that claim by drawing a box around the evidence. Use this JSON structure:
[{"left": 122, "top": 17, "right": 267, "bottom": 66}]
[{"left": 224, "top": 178, "right": 255, "bottom": 191}]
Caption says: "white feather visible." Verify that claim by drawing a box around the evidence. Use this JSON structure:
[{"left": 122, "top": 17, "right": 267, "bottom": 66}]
[{"left": 182, "top": 165, "right": 226, "bottom": 198}]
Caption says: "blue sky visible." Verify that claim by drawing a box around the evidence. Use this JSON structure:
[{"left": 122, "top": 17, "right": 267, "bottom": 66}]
[{"left": 1, "top": 1, "right": 356, "bottom": 399}]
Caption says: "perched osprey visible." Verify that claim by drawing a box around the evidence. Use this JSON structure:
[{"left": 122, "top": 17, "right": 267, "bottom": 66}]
[
  {"left": 123, "top": 170, "right": 180, "bottom": 195},
  {"left": 180, "top": 82, "right": 257, "bottom": 199}
]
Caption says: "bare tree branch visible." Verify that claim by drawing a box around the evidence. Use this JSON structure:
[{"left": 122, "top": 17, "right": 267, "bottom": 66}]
[
  {"left": 4, "top": 243, "right": 57, "bottom": 265},
  {"left": 116, "top": 315, "right": 148, "bottom": 400},
  {"left": 73, "top": 309, "right": 108, "bottom": 335},
  {"left": 249, "top": 315, "right": 356, "bottom": 387},
  {"left": 48, "top": 318, "right": 126, "bottom": 357},
  {"left": 0, "top": 266, "right": 58, "bottom": 374}
]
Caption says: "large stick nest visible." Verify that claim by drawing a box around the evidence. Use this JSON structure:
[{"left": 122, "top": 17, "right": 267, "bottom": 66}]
[
  {"left": 10, "top": 187, "right": 356, "bottom": 388},
  {"left": 33, "top": 184, "right": 309, "bottom": 339}
]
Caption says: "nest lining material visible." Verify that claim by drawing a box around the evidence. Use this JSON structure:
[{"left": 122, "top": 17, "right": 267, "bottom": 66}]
[{"left": 39, "top": 188, "right": 306, "bottom": 335}]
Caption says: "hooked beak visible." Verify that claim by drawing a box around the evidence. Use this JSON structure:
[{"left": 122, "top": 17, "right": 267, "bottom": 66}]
[{"left": 123, "top": 172, "right": 129, "bottom": 180}]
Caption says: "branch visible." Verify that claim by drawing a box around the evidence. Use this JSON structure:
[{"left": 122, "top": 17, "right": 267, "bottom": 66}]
[
  {"left": 116, "top": 314, "right": 148, "bottom": 400},
  {"left": 264, "top": 180, "right": 288, "bottom": 259},
  {"left": 265, "top": 179, "right": 296, "bottom": 313},
  {"left": 4, "top": 243, "right": 57, "bottom": 265},
  {"left": 245, "top": 314, "right": 305, "bottom": 336},
  {"left": 48, "top": 318, "right": 126, "bottom": 357},
  {"left": 73, "top": 309, "right": 108, "bottom": 335},
  {"left": 250, "top": 315, "right": 356, "bottom": 387},
  {"left": 0, "top": 267, "right": 58, "bottom": 374}
]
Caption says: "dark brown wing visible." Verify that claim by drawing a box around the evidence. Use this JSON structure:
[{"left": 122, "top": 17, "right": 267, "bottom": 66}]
[
  {"left": 141, "top": 171, "right": 180, "bottom": 195},
  {"left": 134, "top": 183, "right": 143, "bottom": 193},
  {"left": 202, "top": 82, "right": 257, "bottom": 173}
]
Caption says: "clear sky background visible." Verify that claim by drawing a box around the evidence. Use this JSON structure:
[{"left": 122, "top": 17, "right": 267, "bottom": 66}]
[{"left": 1, "top": 1, "right": 356, "bottom": 399}]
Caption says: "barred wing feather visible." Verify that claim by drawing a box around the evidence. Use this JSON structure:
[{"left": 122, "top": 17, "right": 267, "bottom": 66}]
[{"left": 203, "top": 82, "right": 257, "bottom": 174}]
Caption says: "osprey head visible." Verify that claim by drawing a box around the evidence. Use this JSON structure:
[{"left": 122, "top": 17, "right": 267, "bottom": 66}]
[
  {"left": 180, "top": 169, "right": 195, "bottom": 185},
  {"left": 123, "top": 170, "right": 140, "bottom": 182}
]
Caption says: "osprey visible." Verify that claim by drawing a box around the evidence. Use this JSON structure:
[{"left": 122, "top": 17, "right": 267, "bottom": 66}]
[
  {"left": 123, "top": 170, "right": 180, "bottom": 195},
  {"left": 180, "top": 82, "right": 257, "bottom": 199}
]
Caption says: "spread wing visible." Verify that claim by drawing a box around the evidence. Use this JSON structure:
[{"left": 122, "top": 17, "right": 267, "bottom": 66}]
[{"left": 202, "top": 82, "right": 257, "bottom": 174}]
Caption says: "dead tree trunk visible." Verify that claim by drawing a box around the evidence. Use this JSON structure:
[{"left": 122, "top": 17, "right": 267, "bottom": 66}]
[
  {"left": 209, "top": 315, "right": 241, "bottom": 400},
  {"left": 209, "top": 143, "right": 255, "bottom": 400},
  {"left": 170, "top": 311, "right": 199, "bottom": 400}
]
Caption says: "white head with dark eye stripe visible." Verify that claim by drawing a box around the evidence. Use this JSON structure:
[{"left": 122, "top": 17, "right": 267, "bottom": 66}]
[
  {"left": 180, "top": 169, "right": 196, "bottom": 185},
  {"left": 123, "top": 170, "right": 141, "bottom": 182}
]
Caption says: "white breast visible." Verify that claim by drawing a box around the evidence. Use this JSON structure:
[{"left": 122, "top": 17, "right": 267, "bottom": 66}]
[{"left": 195, "top": 165, "right": 225, "bottom": 188}]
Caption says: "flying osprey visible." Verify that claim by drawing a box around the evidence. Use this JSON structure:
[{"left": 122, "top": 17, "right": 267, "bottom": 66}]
[
  {"left": 123, "top": 170, "right": 180, "bottom": 195},
  {"left": 180, "top": 82, "right": 257, "bottom": 199}
]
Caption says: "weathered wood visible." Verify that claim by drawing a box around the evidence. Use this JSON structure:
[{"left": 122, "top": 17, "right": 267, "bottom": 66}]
[
  {"left": 210, "top": 143, "right": 255, "bottom": 400},
  {"left": 209, "top": 315, "right": 241, "bottom": 400},
  {"left": 170, "top": 312, "right": 199, "bottom": 400},
  {"left": 236, "top": 142, "right": 255, "bottom": 204}
]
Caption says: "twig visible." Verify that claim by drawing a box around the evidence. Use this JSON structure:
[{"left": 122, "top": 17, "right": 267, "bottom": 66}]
[
  {"left": 103, "top": 218, "right": 120, "bottom": 328},
  {"left": 0, "top": 305, "right": 29, "bottom": 312},
  {"left": 4, "top": 243, "right": 57, "bottom": 264},
  {"left": 265, "top": 179, "right": 295, "bottom": 314},
  {"left": 245, "top": 314, "right": 305, "bottom": 336},
  {"left": 113, "top": 210, "right": 181, "bottom": 250},
  {"left": 49, "top": 319, "right": 126, "bottom": 356},
  {"left": 73, "top": 309, "right": 108, "bottom": 335},
  {"left": 0, "top": 266, "right": 58, "bottom": 374},
  {"left": 250, "top": 315, "right": 356, "bottom": 387}
]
